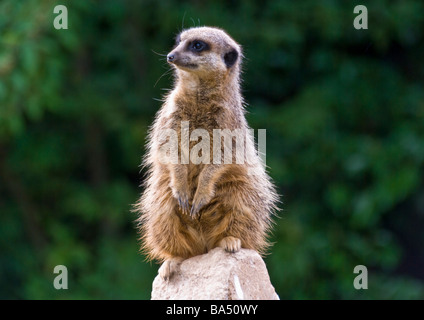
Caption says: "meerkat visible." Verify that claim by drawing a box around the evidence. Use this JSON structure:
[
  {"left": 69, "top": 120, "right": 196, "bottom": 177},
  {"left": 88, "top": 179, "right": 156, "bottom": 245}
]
[{"left": 135, "top": 26, "right": 279, "bottom": 280}]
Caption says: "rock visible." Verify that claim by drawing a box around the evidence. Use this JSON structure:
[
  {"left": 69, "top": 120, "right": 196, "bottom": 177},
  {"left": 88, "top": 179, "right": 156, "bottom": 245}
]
[{"left": 151, "top": 247, "right": 279, "bottom": 300}]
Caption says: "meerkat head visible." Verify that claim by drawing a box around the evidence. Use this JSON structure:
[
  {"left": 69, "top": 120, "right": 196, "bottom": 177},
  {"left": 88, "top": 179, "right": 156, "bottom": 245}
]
[{"left": 167, "top": 27, "right": 241, "bottom": 80}]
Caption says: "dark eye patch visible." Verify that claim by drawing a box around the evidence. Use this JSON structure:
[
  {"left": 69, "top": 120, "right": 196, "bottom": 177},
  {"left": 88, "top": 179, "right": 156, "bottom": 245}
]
[{"left": 188, "top": 40, "right": 210, "bottom": 53}]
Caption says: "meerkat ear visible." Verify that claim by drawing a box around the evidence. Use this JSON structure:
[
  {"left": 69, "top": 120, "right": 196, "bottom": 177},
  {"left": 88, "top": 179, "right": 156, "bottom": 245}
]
[{"left": 224, "top": 48, "right": 238, "bottom": 68}]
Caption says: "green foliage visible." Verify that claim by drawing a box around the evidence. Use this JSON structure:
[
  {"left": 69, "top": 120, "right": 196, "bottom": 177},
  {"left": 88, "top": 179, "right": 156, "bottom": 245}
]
[{"left": 1, "top": 0, "right": 423, "bottom": 299}]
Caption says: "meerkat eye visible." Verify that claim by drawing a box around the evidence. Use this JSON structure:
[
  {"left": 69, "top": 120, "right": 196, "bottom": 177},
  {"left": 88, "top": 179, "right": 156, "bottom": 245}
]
[
  {"left": 193, "top": 41, "right": 203, "bottom": 50},
  {"left": 189, "top": 40, "right": 208, "bottom": 52}
]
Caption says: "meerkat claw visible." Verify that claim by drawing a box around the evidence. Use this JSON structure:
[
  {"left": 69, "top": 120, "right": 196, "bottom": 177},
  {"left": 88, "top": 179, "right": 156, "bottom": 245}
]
[
  {"left": 176, "top": 192, "right": 190, "bottom": 214},
  {"left": 190, "top": 201, "right": 203, "bottom": 218},
  {"left": 219, "top": 236, "right": 242, "bottom": 253},
  {"left": 190, "top": 195, "right": 210, "bottom": 218},
  {"left": 158, "top": 258, "right": 183, "bottom": 280}
]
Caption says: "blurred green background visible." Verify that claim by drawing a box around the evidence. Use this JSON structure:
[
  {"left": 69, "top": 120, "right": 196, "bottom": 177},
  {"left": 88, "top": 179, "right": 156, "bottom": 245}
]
[{"left": 1, "top": 0, "right": 423, "bottom": 299}]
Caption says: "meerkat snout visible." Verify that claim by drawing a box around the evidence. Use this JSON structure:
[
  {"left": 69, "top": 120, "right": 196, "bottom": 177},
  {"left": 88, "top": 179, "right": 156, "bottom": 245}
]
[{"left": 167, "top": 53, "right": 175, "bottom": 62}]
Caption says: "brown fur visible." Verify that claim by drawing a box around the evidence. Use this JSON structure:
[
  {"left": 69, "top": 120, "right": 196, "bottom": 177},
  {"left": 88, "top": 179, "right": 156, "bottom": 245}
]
[{"left": 135, "top": 27, "right": 279, "bottom": 278}]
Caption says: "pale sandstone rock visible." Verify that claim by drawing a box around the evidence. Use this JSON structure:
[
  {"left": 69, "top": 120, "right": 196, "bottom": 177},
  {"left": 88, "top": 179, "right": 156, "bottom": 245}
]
[{"left": 151, "top": 247, "right": 279, "bottom": 300}]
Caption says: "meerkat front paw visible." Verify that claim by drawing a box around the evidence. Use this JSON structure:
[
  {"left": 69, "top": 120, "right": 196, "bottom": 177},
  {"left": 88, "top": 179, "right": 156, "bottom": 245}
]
[
  {"left": 158, "top": 258, "right": 183, "bottom": 281},
  {"left": 219, "top": 236, "right": 241, "bottom": 253},
  {"left": 190, "top": 189, "right": 214, "bottom": 218},
  {"left": 174, "top": 190, "right": 190, "bottom": 215},
  {"left": 171, "top": 184, "right": 190, "bottom": 215}
]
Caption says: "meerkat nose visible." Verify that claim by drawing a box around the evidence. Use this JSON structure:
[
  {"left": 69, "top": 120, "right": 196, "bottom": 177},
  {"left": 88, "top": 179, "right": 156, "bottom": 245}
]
[{"left": 167, "top": 53, "right": 176, "bottom": 62}]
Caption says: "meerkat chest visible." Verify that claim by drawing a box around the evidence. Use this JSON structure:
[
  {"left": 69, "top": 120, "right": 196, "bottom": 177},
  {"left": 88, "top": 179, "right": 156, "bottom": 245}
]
[{"left": 171, "top": 103, "right": 224, "bottom": 132}]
